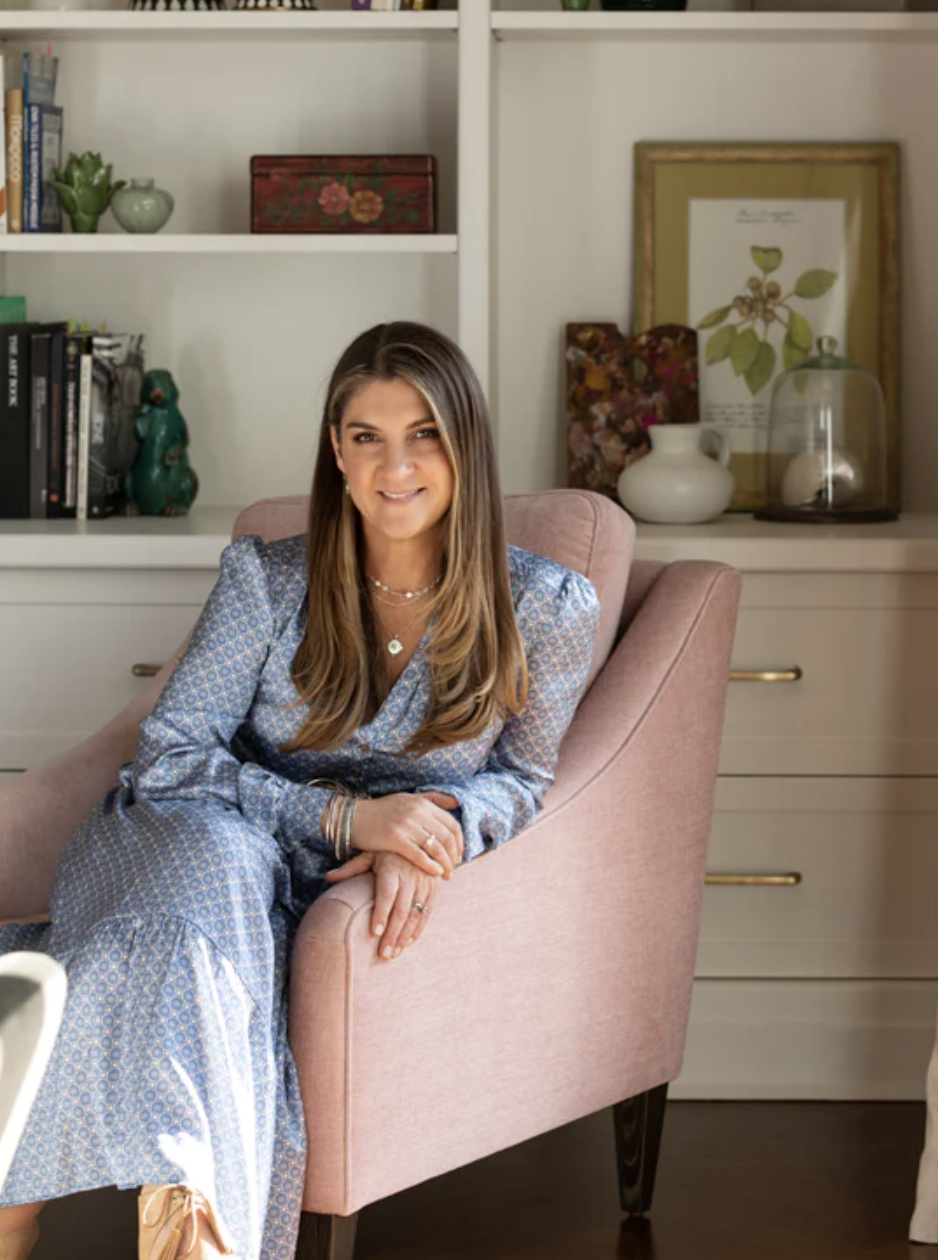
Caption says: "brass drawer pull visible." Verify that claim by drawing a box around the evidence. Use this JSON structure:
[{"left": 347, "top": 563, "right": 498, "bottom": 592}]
[
  {"left": 705, "top": 872, "right": 802, "bottom": 887},
  {"left": 729, "top": 667, "right": 803, "bottom": 683},
  {"left": 132, "top": 664, "right": 163, "bottom": 678}
]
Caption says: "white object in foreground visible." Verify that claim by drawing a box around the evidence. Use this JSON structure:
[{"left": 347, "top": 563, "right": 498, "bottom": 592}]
[{"left": 0, "top": 952, "right": 67, "bottom": 1192}]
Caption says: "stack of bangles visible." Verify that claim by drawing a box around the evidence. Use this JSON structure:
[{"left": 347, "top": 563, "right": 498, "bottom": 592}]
[{"left": 308, "top": 779, "right": 368, "bottom": 863}]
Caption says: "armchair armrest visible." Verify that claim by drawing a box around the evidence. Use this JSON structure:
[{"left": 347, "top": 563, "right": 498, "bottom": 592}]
[{"left": 289, "top": 561, "right": 741, "bottom": 1217}]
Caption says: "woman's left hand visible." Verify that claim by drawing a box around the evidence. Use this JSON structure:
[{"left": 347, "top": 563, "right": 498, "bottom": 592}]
[{"left": 325, "top": 851, "right": 441, "bottom": 959}]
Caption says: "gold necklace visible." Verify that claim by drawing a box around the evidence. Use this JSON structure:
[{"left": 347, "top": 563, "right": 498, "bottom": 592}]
[
  {"left": 375, "top": 602, "right": 429, "bottom": 656},
  {"left": 366, "top": 572, "right": 442, "bottom": 600}
]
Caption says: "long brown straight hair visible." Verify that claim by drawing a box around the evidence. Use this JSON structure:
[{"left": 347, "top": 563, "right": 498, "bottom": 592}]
[{"left": 281, "top": 321, "right": 528, "bottom": 756}]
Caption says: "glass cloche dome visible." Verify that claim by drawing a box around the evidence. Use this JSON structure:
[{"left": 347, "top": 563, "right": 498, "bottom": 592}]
[{"left": 755, "top": 335, "right": 896, "bottom": 524}]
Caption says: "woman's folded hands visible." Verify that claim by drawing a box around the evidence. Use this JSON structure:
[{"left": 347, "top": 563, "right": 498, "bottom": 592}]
[{"left": 323, "top": 791, "right": 463, "bottom": 959}]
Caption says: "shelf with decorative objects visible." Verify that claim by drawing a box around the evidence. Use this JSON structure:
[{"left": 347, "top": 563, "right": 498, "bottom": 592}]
[
  {"left": 0, "top": 233, "right": 459, "bottom": 253},
  {"left": 0, "top": 10, "right": 459, "bottom": 40},
  {"left": 630, "top": 511, "right": 938, "bottom": 571}
]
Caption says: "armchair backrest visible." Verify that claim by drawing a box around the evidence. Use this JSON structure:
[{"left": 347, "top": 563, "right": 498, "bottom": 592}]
[
  {"left": 233, "top": 489, "right": 635, "bottom": 689},
  {"left": 0, "top": 491, "right": 635, "bottom": 920}
]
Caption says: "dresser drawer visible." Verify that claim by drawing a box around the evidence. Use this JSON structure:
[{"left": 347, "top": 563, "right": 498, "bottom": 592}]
[
  {"left": 0, "top": 568, "right": 215, "bottom": 770},
  {"left": 720, "top": 573, "right": 938, "bottom": 775},
  {"left": 675, "top": 978, "right": 938, "bottom": 1100},
  {"left": 698, "top": 777, "right": 938, "bottom": 979}
]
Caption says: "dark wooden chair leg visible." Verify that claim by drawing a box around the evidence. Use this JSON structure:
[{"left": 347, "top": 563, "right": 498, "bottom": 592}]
[
  {"left": 612, "top": 1083, "right": 669, "bottom": 1217},
  {"left": 294, "top": 1211, "right": 359, "bottom": 1260}
]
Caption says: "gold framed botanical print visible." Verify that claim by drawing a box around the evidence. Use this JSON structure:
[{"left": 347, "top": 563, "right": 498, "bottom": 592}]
[{"left": 634, "top": 142, "right": 900, "bottom": 511}]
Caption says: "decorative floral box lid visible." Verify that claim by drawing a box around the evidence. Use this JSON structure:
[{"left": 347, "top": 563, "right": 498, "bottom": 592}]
[{"left": 250, "top": 155, "right": 436, "bottom": 234}]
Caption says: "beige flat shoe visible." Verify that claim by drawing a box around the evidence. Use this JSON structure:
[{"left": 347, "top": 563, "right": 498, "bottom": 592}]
[
  {"left": 139, "top": 1185, "right": 238, "bottom": 1260},
  {"left": 0, "top": 1223, "right": 39, "bottom": 1260}
]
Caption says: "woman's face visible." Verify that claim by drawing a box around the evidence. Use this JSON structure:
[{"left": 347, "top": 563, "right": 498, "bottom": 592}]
[{"left": 331, "top": 378, "right": 455, "bottom": 549}]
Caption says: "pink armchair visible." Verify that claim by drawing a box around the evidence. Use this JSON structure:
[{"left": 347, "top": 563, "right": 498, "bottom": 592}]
[{"left": 0, "top": 489, "right": 740, "bottom": 1260}]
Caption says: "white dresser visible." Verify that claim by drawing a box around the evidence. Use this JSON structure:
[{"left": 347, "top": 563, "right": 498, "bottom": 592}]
[
  {"left": 632, "top": 515, "right": 938, "bottom": 1100},
  {"left": 0, "top": 510, "right": 237, "bottom": 772},
  {"left": 3, "top": 510, "right": 938, "bottom": 1100}
]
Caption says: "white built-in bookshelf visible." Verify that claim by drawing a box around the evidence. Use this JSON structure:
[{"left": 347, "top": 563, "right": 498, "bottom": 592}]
[
  {"left": 4, "top": 1, "right": 938, "bottom": 1105},
  {"left": 0, "top": 0, "right": 937, "bottom": 549}
]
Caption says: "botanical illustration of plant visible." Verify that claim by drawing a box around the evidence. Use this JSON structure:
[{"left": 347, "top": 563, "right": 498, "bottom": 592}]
[{"left": 697, "top": 246, "right": 838, "bottom": 396}]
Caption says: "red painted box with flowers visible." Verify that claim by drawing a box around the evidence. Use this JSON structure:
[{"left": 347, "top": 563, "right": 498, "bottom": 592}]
[{"left": 250, "top": 155, "right": 436, "bottom": 234}]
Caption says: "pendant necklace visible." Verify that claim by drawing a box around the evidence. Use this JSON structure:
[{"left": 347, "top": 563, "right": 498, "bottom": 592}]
[{"left": 376, "top": 602, "right": 429, "bottom": 656}]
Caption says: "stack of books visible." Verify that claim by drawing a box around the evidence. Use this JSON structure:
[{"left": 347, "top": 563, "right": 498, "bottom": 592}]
[
  {"left": 0, "top": 316, "right": 145, "bottom": 521},
  {"left": 0, "top": 45, "right": 64, "bottom": 235}
]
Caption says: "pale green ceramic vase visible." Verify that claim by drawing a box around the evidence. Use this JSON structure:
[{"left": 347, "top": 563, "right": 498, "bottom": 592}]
[{"left": 111, "top": 178, "right": 175, "bottom": 234}]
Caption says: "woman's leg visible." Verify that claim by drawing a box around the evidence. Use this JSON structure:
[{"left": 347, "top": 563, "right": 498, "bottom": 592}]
[
  {"left": 0, "top": 1205, "right": 42, "bottom": 1234},
  {"left": 0, "top": 792, "right": 309, "bottom": 1260},
  {"left": 0, "top": 1204, "right": 42, "bottom": 1260}
]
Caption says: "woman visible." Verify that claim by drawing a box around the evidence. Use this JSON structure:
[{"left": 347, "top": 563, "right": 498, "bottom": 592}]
[{"left": 0, "top": 322, "right": 601, "bottom": 1260}]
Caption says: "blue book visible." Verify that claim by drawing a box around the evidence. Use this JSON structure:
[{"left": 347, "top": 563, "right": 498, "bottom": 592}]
[
  {"left": 22, "top": 51, "right": 58, "bottom": 234},
  {"left": 22, "top": 51, "right": 30, "bottom": 226},
  {"left": 26, "top": 102, "right": 63, "bottom": 233}
]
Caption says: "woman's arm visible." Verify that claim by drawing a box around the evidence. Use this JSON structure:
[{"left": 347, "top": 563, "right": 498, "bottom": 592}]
[
  {"left": 417, "top": 567, "right": 601, "bottom": 863},
  {"left": 129, "top": 534, "right": 335, "bottom": 857}
]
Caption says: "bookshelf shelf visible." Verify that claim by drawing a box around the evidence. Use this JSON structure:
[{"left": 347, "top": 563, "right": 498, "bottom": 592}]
[
  {"left": 0, "top": 506, "right": 240, "bottom": 569},
  {"left": 0, "top": 233, "right": 459, "bottom": 254},
  {"left": 0, "top": 9, "right": 458, "bottom": 41},
  {"left": 492, "top": 10, "right": 938, "bottom": 42}
]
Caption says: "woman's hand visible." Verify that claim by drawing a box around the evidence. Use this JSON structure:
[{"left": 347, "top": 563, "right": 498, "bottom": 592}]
[
  {"left": 371, "top": 851, "right": 441, "bottom": 958},
  {"left": 324, "top": 852, "right": 440, "bottom": 957},
  {"left": 330, "top": 791, "right": 463, "bottom": 879}
]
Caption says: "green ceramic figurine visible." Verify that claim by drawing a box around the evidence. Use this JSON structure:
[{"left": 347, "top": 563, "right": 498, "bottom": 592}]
[
  {"left": 125, "top": 369, "right": 199, "bottom": 516},
  {"left": 50, "top": 152, "right": 126, "bottom": 234}
]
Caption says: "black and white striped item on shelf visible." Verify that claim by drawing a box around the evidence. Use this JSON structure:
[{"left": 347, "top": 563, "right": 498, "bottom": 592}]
[
  {"left": 128, "top": 0, "right": 228, "bottom": 9},
  {"left": 233, "top": 0, "right": 317, "bottom": 8}
]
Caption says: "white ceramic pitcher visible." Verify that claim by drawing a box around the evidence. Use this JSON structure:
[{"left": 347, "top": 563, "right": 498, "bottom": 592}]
[{"left": 617, "top": 423, "right": 735, "bottom": 524}]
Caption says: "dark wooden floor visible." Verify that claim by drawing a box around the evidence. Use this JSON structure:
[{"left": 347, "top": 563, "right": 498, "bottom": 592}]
[{"left": 31, "top": 1103, "right": 938, "bottom": 1260}]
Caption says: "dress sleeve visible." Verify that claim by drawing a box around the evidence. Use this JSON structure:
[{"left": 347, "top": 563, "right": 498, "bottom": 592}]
[
  {"left": 128, "top": 534, "right": 334, "bottom": 858},
  {"left": 418, "top": 567, "right": 601, "bottom": 863}
]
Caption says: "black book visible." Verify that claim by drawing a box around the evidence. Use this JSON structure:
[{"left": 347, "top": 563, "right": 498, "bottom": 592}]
[
  {"left": 62, "top": 332, "right": 89, "bottom": 518},
  {"left": 27, "top": 323, "right": 67, "bottom": 519},
  {"left": 0, "top": 322, "right": 40, "bottom": 520},
  {"left": 46, "top": 327, "right": 66, "bottom": 518}
]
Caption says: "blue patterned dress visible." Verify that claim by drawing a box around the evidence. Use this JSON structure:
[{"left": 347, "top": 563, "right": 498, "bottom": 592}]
[{"left": 0, "top": 534, "right": 600, "bottom": 1260}]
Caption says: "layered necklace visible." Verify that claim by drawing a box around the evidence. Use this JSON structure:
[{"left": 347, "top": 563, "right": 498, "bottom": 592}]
[{"left": 366, "top": 571, "right": 442, "bottom": 656}]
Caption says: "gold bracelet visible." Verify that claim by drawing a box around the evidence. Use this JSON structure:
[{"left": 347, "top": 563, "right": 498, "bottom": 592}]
[{"left": 307, "top": 779, "right": 368, "bottom": 862}]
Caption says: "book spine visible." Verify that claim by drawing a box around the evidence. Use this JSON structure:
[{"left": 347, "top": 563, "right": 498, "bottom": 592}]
[
  {"left": 0, "top": 328, "right": 29, "bottom": 518},
  {"left": 26, "top": 103, "right": 41, "bottom": 234},
  {"left": 5, "top": 89, "right": 23, "bottom": 234},
  {"left": 46, "top": 327, "right": 66, "bottom": 517},
  {"left": 0, "top": 333, "right": 9, "bottom": 513},
  {"left": 86, "top": 350, "right": 109, "bottom": 519},
  {"left": 0, "top": 55, "right": 7, "bottom": 234},
  {"left": 28, "top": 331, "right": 50, "bottom": 518},
  {"left": 38, "top": 105, "right": 62, "bottom": 232},
  {"left": 62, "top": 332, "right": 85, "bottom": 517},
  {"left": 76, "top": 351, "right": 92, "bottom": 522},
  {"left": 21, "top": 51, "right": 29, "bottom": 230}
]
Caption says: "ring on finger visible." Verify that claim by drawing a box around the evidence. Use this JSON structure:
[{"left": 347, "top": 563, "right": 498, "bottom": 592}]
[
  {"left": 411, "top": 901, "right": 429, "bottom": 915},
  {"left": 419, "top": 827, "right": 439, "bottom": 850}
]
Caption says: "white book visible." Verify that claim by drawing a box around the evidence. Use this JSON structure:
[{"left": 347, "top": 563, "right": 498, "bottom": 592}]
[{"left": 76, "top": 352, "right": 93, "bottom": 521}]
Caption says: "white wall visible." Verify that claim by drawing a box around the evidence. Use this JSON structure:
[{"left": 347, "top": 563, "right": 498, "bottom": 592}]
[{"left": 494, "top": 37, "right": 938, "bottom": 509}]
